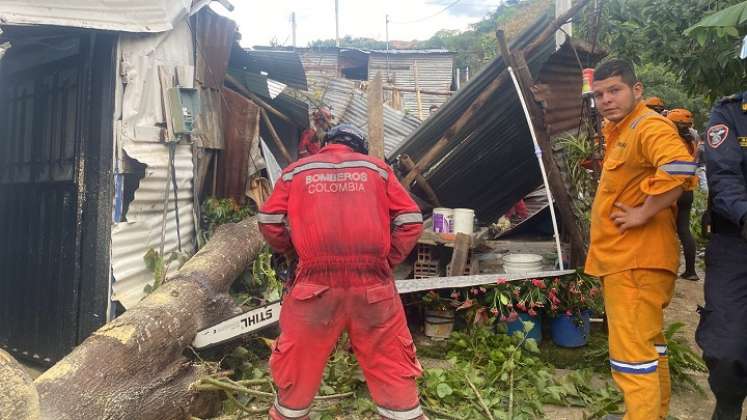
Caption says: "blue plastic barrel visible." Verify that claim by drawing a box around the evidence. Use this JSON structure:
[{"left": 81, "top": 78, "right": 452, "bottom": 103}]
[
  {"left": 550, "top": 311, "right": 591, "bottom": 348},
  {"left": 506, "top": 312, "right": 542, "bottom": 343}
]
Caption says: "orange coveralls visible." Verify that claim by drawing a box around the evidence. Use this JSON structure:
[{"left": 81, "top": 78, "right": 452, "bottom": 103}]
[{"left": 585, "top": 101, "right": 697, "bottom": 420}]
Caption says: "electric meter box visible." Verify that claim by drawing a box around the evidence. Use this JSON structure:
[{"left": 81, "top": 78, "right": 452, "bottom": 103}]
[{"left": 167, "top": 87, "right": 201, "bottom": 135}]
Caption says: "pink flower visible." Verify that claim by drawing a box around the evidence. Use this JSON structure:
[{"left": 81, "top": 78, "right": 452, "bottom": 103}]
[
  {"left": 471, "top": 288, "right": 479, "bottom": 295},
  {"left": 500, "top": 315, "right": 508, "bottom": 322},
  {"left": 508, "top": 311, "right": 519, "bottom": 322},
  {"left": 516, "top": 302, "right": 526, "bottom": 312},
  {"left": 531, "top": 279, "right": 546, "bottom": 289},
  {"left": 565, "top": 310, "right": 572, "bottom": 316},
  {"left": 528, "top": 308, "right": 538, "bottom": 317},
  {"left": 491, "top": 307, "right": 499, "bottom": 315},
  {"left": 480, "top": 287, "right": 487, "bottom": 293},
  {"left": 496, "top": 277, "right": 508, "bottom": 285}
]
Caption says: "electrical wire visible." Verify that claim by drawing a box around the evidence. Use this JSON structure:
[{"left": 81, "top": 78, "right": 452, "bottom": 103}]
[{"left": 389, "top": 0, "right": 466, "bottom": 24}]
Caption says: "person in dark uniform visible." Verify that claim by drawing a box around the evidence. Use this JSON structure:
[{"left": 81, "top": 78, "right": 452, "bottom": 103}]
[{"left": 696, "top": 90, "right": 747, "bottom": 420}]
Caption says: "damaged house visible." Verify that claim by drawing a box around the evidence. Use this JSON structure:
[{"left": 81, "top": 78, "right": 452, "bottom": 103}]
[{"left": 0, "top": 0, "right": 312, "bottom": 364}]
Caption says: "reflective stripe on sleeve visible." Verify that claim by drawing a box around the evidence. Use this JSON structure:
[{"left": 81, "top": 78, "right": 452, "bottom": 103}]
[
  {"left": 660, "top": 161, "right": 697, "bottom": 176},
  {"left": 392, "top": 212, "right": 423, "bottom": 226},
  {"left": 258, "top": 212, "right": 286, "bottom": 224}
]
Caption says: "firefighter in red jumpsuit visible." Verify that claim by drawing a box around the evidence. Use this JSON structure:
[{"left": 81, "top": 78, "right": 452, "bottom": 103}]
[{"left": 258, "top": 124, "right": 427, "bottom": 420}]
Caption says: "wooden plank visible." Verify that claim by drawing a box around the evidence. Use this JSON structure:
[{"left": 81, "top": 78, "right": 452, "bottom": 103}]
[
  {"left": 367, "top": 72, "right": 385, "bottom": 159},
  {"left": 399, "top": 154, "right": 440, "bottom": 206},
  {"left": 414, "top": 61, "right": 424, "bottom": 120},
  {"left": 225, "top": 73, "right": 294, "bottom": 126},
  {"left": 448, "top": 233, "right": 471, "bottom": 276},
  {"left": 260, "top": 108, "right": 294, "bottom": 166}
]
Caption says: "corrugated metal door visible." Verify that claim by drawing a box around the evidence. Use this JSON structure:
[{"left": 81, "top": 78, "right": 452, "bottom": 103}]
[{"left": 0, "top": 30, "right": 115, "bottom": 363}]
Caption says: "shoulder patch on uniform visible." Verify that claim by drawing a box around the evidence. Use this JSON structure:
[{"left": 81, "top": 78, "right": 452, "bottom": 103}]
[
  {"left": 739, "top": 137, "right": 747, "bottom": 148},
  {"left": 706, "top": 124, "right": 729, "bottom": 149}
]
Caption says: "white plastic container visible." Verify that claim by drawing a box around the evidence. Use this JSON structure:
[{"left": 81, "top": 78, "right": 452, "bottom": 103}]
[
  {"left": 432, "top": 208, "right": 454, "bottom": 233},
  {"left": 452, "top": 208, "right": 475, "bottom": 235},
  {"left": 502, "top": 253, "right": 543, "bottom": 273}
]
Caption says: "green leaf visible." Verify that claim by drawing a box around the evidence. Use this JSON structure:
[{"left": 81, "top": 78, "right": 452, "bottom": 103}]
[
  {"left": 524, "top": 338, "right": 540, "bottom": 354},
  {"left": 436, "top": 382, "right": 453, "bottom": 398},
  {"left": 499, "top": 293, "right": 510, "bottom": 306},
  {"left": 522, "top": 320, "right": 534, "bottom": 333}
]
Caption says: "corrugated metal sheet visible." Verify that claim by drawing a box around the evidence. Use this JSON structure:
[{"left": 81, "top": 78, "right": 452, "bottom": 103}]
[
  {"left": 391, "top": 12, "right": 578, "bottom": 223},
  {"left": 193, "top": 7, "right": 236, "bottom": 150},
  {"left": 112, "top": 21, "right": 197, "bottom": 309},
  {"left": 534, "top": 39, "right": 606, "bottom": 137},
  {"left": 368, "top": 52, "right": 454, "bottom": 118},
  {"left": 0, "top": 0, "right": 193, "bottom": 33},
  {"left": 232, "top": 49, "right": 307, "bottom": 91},
  {"left": 319, "top": 78, "right": 422, "bottom": 158},
  {"left": 299, "top": 50, "right": 340, "bottom": 92},
  {"left": 111, "top": 142, "right": 195, "bottom": 309}
]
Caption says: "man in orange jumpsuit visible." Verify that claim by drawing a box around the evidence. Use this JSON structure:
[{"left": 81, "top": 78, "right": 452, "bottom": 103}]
[
  {"left": 259, "top": 124, "right": 427, "bottom": 420},
  {"left": 585, "top": 60, "right": 697, "bottom": 420}
]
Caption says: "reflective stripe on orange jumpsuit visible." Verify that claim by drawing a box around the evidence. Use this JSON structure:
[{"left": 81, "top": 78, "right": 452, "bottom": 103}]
[
  {"left": 585, "top": 101, "right": 698, "bottom": 420},
  {"left": 258, "top": 143, "right": 425, "bottom": 420}
]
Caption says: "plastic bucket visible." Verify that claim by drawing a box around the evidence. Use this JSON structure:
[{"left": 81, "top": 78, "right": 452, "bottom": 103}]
[
  {"left": 424, "top": 309, "right": 455, "bottom": 339},
  {"left": 432, "top": 208, "right": 454, "bottom": 233},
  {"left": 551, "top": 311, "right": 591, "bottom": 348},
  {"left": 502, "top": 253, "right": 543, "bottom": 274},
  {"left": 506, "top": 312, "right": 542, "bottom": 343},
  {"left": 453, "top": 208, "right": 475, "bottom": 235}
]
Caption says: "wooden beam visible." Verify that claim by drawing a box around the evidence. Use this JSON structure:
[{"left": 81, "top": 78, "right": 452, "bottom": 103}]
[
  {"left": 414, "top": 61, "right": 424, "bottom": 120},
  {"left": 399, "top": 154, "right": 441, "bottom": 207},
  {"left": 225, "top": 73, "right": 294, "bottom": 126},
  {"left": 402, "top": 71, "right": 510, "bottom": 188},
  {"left": 448, "top": 233, "right": 471, "bottom": 277},
  {"left": 382, "top": 85, "right": 452, "bottom": 96},
  {"left": 498, "top": 31, "right": 587, "bottom": 266},
  {"left": 259, "top": 108, "right": 294, "bottom": 166},
  {"left": 368, "top": 72, "right": 385, "bottom": 159}
]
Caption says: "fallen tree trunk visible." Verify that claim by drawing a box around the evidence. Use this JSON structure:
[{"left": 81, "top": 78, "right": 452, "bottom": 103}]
[{"left": 0, "top": 216, "right": 265, "bottom": 420}]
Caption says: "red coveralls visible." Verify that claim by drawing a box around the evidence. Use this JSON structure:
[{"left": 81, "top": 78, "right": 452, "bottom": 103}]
[{"left": 258, "top": 143, "right": 425, "bottom": 420}]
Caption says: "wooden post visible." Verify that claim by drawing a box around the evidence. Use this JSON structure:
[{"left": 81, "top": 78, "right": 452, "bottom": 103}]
[
  {"left": 414, "top": 61, "right": 424, "bottom": 120},
  {"left": 399, "top": 154, "right": 441, "bottom": 207},
  {"left": 368, "top": 72, "right": 385, "bottom": 159},
  {"left": 260, "top": 108, "right": 294, "bottom": 166},
  {"left": 497, "top": 29, "right": 587, "bottom": 266},
  {"left": 448, "top": 233, "right": 471, "bottom": 277}
]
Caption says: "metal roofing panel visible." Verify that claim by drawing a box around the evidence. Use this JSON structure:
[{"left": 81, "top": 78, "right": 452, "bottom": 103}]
[
  {"left": 368, "top": 54, "right": 454, "bottom": 117},
  {"left": 0, "top": 0, "right": 193, "bottom": 33},
  {"left": 390, "top": 13, "right": 560, "bottom": 222},
  {"left": 233, "top": 49, "right": 308, "bottom": 91},
  {"left": 319, "top": 78, "right": 422, "bottom": 158}
]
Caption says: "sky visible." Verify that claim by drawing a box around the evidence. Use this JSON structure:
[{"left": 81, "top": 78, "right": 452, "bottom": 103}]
[{"left": 210, "top": 0, "right": 501, "bottom": 48}]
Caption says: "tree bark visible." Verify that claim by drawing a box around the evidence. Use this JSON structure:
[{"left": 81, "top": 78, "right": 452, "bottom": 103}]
[{"left": 0, "top": 216, "right": 265, "bottom": 420}]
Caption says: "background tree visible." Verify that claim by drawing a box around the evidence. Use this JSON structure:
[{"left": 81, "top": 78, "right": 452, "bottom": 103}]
[{"left": 581, "top": 0, "right": 746, "bottom": 100}]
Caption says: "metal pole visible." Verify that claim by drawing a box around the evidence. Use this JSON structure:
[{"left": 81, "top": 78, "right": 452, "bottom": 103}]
[
  {"left": 508, "top": 66, "right": 565, "bottom": 270},
  {"left": 455, "top": 67, "right": 461, "bottom": 90},
  {"left": 291, "top": 12, "right": 297, "bottom": 48},
  {"left": 335, "top": 0, "right": 340, "bottom": 47}
]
